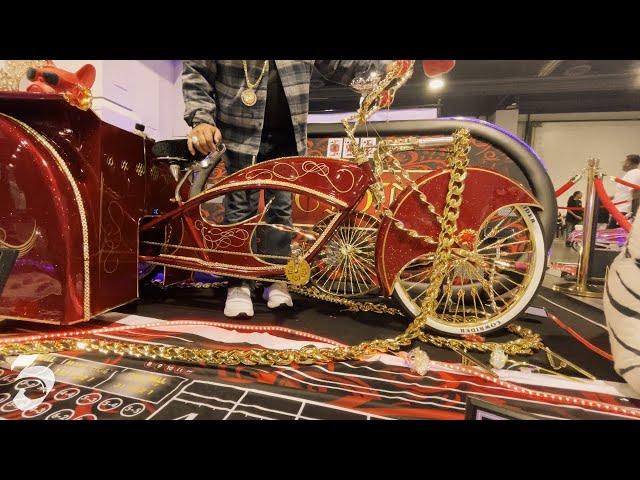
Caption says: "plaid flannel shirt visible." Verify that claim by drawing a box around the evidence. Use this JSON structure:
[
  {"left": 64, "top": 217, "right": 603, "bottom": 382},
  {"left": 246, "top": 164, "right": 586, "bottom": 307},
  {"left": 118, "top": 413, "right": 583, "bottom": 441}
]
[{"left": 182, "top": 60, "right": 389, "bottom": 156}]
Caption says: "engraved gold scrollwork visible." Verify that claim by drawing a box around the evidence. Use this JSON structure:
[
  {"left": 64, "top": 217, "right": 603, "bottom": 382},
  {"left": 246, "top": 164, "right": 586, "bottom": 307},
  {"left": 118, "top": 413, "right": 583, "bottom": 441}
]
[
  {"left": 0, "top": 223, "right": 38, "bottom": 258},
  {"left": 244, "top": 161, "right": 356, "bottom": 194},
  {"left": 193, "top": 220, "right": 249, "bottom": 250},
  {"left": 163, "top": 218, "right": 185, "bottom": 255},
  {"left": 102, "top": 202, "right": 124, "bottom": 274}
]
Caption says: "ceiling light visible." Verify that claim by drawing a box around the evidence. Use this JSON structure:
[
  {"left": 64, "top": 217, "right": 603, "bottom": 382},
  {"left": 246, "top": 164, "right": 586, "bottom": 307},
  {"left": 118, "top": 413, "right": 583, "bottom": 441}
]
[
  {"left": 538, "top": 60, "right": 563, "bottom": 77},
  {"left": 428, "top": 78, "right": 445, "bottom": 91}
]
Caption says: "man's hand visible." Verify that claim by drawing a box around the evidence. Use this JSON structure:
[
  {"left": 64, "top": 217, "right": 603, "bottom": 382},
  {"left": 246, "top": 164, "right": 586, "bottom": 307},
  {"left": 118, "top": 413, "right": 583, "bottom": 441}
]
[{"left": 187, "top": 123, "right": 222, "bottom": 156}]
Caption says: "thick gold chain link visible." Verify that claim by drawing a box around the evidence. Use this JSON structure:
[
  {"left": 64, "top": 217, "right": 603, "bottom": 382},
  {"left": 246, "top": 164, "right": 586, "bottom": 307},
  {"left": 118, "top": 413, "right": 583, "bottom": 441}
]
[
  {"left": 0, "top": 324, "right": 542, "bottom": 367},
  {"left": 242, "top": 60, "right": 269, "bottom": 89},
  {"left": 419, "top": 325, "right": 543, "bottom": 356},
  {"left": 409, "top": 129, "right": 472, "bottom": 335},
  {"left": 288, "top": 285, "right": 404, "bottom": 316}
]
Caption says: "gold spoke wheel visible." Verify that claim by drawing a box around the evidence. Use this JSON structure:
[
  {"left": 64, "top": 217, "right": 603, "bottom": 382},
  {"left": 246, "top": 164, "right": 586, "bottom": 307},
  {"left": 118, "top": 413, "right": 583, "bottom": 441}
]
[
  {"left": 393, "top": 205, "right": 545, "bottom": 335},
  {"left": 310, "top": 212, "right": 380, "bottom": 297}
]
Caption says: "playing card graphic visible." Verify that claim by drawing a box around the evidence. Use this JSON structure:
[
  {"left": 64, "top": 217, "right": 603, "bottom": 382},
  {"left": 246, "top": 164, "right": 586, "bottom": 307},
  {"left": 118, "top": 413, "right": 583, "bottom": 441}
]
[
  {"left": 360, "top": 137, "right": 377, "bottom": 158},
  {"left": 342, "top": 138, "right": 360, "bottom": 159},
  {"left": 327, "top": 138, "right": 344, "bottom": 158}
]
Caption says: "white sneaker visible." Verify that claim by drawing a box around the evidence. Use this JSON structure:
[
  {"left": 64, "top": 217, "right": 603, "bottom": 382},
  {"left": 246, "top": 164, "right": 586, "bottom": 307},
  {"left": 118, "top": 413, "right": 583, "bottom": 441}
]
[
  {"left": 224, "top": 286, "right": 254, "bottom": 318},
  {"left": 262, "top": 282, "right": 293, "bottom": 309}
]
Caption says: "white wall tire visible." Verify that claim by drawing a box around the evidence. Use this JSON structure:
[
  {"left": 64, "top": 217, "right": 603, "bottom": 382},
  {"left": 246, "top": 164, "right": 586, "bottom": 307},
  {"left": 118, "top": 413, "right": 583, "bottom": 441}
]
[{"left": 392, "top": 205, "right": 546, "bottom": 336}]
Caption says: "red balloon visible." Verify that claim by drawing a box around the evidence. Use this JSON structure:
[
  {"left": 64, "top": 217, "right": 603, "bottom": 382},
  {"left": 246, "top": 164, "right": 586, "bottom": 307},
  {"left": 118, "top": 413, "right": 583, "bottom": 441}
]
[{"left": 422, "top": 60, "right": 456, "bottom": 78}]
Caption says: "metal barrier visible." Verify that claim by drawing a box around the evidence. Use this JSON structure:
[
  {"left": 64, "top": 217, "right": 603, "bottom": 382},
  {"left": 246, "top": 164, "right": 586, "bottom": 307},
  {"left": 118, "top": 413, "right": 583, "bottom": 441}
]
[{"left": 553, "top": 158, "right": 604, "bottom": 298}]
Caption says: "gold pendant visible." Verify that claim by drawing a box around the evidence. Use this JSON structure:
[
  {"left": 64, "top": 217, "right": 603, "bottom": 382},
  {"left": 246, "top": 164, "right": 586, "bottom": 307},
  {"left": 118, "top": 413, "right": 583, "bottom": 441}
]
[
  {"left": 241, "top": 88, "right": 257, "bottom": 107},
  {"left": 285, "top": 257, "right": 311, "bottom": 286}
]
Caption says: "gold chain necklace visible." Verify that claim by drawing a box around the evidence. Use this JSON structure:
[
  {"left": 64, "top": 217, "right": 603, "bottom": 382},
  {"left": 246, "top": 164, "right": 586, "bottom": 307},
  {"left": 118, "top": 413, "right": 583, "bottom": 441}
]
[{"left": 241, "top": 60, "right": 268, "bottom": 107}]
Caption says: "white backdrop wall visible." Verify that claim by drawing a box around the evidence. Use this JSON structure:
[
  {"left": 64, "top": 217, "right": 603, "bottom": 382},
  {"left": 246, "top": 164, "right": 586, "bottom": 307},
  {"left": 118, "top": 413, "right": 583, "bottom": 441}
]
[
  {"left": 58, "top": 60, "right": 190, "bottom": 140},
  {"left": 0, "top": 60, "right": 190, "bottom": 140},
  {"left": 530, "top": 119, "right": 640, "bottom": 208}
]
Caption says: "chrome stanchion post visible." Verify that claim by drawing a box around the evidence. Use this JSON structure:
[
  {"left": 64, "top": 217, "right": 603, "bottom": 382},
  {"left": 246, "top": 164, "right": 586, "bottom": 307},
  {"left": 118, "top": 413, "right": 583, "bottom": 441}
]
[{"left": 553, "top": 158, "right": 604, "bottom": 298}]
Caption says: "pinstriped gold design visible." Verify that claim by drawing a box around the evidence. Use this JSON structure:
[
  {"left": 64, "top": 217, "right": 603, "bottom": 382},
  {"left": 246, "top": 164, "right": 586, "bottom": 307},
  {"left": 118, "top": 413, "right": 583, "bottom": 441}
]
[
  {"left": 189, "top": 180, "right": 349, "bottom": 209},
  {"left": 0, "top": 224, "right": 37, "bottom": 258}
]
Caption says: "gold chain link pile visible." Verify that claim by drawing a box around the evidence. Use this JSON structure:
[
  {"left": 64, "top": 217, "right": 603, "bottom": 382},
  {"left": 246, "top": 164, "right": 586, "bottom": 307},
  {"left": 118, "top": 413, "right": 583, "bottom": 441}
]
[
  {"left": 288, "top": 285, "right": 404, "bottom": 316},
  {"left": 0, "top": 325, "right": 542, "bottom": 367},
  {"left": 419, "top": 325, "right": 543, "bottom": 356}
]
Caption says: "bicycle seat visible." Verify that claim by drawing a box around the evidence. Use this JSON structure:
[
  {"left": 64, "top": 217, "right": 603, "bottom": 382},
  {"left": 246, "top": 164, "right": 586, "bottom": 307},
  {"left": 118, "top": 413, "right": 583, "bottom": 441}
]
[{"left": 152, "top": 139, "right": 206, "bottom": 163}]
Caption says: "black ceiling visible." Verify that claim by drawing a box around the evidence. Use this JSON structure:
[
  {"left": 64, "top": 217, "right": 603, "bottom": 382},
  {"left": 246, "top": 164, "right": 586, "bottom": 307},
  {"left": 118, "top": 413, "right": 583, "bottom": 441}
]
[{"left": 309, "top": 60, "right": 640, "bottom": 117}]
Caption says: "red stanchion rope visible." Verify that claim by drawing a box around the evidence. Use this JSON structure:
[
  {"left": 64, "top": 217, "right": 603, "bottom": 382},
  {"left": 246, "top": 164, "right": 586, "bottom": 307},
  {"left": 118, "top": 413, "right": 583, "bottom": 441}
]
[
  {"left": 555, "top": 173, "right": 583, "bottom": 197},
  {"left": 594, "top": 177, "right": 632, "bottom": 232},
  {"left": 611, "top": 176, "right": 640, "bottom": 191},
  {"left": 558, "top": 201, "right": 626, "bottom": 212},
  {"left": 546, "top": 312, "right": 614, "bottom": 362}
]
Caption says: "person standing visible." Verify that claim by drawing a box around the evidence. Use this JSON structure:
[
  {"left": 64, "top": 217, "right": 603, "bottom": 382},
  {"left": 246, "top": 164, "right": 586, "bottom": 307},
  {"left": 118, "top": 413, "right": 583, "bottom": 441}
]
[
  {"left": 565, "top": 191, "right": 583, "bottom": 246},
  {"left": 182, "top": 60, "right": 390, "bottom": 318},
  {"left": 608, "top": 154, "right": 640, "bottom": 228}
]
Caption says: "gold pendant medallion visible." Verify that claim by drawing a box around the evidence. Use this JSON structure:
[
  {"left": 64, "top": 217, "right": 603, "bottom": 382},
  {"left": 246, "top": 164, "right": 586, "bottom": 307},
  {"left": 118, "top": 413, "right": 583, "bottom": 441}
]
[
  {"left": 241, "top": 88, "right": 257, "bottom": 107},
  {"left": 285, "top": 257, "right": 311, "bottom": 286}
]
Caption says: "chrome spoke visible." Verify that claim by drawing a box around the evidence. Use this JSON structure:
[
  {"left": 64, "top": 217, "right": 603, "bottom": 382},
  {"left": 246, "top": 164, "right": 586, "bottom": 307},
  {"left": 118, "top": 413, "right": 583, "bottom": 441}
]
[
  {"left": 350, "top": 256, "right": 371, "bottom": 292},
  {"left": 478, "top": 207, "right": 515, "bottom": 243},
  {"left": 477, "top": 238, "right": 531, "bottom": 252},
  {"left": 478, "top": 249, "right": 533, "bottom": 258},
  {"left": 325, "top": 254, "right": 346, "bottom": 293},
  {"left": 405, "top": 274, "right": 429, "bottom": 294},
  {"left": 477, "top": 229, "right": 527, "bottom": 250},
  {"left": 351, "top": 255, "right": 378, "bottom": 286},
  {"left": 435, "top": 286, "right": 449, "bottom": 312},
  {"left": 479, "top": 220, "right": 524, "bottom": 245},
  {"left": 402, "top": 266, "right": 434, "bottom": 282}
]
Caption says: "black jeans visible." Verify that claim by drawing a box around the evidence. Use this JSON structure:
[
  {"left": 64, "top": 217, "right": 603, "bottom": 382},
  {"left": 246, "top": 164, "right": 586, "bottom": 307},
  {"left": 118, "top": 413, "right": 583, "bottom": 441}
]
[{"left": 225, "top": 135, "right": 298, "bottom": 288}]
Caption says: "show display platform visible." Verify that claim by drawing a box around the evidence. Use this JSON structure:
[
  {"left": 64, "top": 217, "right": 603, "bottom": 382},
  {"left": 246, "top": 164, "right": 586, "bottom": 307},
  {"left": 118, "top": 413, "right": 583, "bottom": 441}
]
[{"left": 0, "top": 283, "right": 636, "bottom": 420}]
